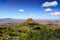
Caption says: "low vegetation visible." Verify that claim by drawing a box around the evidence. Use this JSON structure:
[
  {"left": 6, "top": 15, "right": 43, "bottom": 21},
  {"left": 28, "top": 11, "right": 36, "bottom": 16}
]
[{"left": 0, "top": 18, "right": 60, "bottom": 40}]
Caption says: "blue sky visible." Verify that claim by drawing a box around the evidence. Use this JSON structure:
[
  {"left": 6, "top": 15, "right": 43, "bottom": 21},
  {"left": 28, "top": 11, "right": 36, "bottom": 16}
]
[{"left": 0, "top": 0, "right": 60, "bottom": 20}]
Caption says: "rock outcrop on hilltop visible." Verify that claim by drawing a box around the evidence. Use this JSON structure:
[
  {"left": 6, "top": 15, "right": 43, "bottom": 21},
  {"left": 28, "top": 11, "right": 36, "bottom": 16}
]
[{"left": 20, "top": 18, "right": 41, "bottom": 30}]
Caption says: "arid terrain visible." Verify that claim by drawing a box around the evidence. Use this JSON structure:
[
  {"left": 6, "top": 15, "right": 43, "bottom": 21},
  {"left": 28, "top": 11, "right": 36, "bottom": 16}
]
[{"left": 0, "top": 18, "right": 60, "bottom": 28}]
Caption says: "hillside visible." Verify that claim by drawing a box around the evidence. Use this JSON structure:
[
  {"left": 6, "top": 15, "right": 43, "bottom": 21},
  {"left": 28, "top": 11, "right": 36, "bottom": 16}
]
[{"left": 0, "top": 18, "right": 60, "bottom": 40}]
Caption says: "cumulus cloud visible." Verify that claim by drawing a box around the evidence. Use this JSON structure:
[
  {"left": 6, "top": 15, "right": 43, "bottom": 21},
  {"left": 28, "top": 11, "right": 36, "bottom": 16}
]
[
  {"left": 51, "top": 12, "right": 60, "bottom": 16},
  {"left": 45, "top": 8, "right": 52, "bottom": 12},
  {"left": 42, "top": 1, "right": 58, "bottom": 7},
  {"left": 19, "top": 9, "right": 24, "bottom": 12}
]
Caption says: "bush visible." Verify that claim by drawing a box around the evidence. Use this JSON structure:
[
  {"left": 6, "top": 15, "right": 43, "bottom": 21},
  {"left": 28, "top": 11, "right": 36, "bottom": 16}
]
[{"left": 53, "top": 29, "right": 60, "bottom": 38}]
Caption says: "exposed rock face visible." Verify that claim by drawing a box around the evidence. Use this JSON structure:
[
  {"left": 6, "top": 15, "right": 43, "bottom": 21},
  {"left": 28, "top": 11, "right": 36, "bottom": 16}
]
[
  {"left": 22, "top": 18, "right": 40, "bottom": 25},
  {"left": 23, "top": 18, "right": 39, "bottom": 25},
  {"left": 21, "top": 18, "right": 40, "bottom": 28},
  {"left": 25, "top": 18, "right": 35, "bottom": 23}
]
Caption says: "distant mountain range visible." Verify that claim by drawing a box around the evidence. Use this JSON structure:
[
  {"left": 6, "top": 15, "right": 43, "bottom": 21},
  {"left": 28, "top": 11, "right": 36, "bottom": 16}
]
[
  {"left": 0, "top": 18, "right": 25, "bottom": 22},
  {"left": 0, "top": 18, "right": 25, "bottom": 26}
]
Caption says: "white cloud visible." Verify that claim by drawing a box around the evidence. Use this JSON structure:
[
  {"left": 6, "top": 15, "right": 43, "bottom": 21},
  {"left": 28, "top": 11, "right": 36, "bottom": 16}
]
[
  {"left": 30, "top": 13, "right": 33, "bottom": 16},
  {"left": 28, "top": 13, "right": 34, "bottom": 18},
  {"left": 19, "top": 9, "right": 24, "bottom": 12},
  {"left": 45, "top": 8, "right": 52, "bottom": 12},
  {"left": 51, "top": 12, "right": 60, "bottom": 16},
  {"left": 42, "top": 1, "right": 58, "bottom": 7}
]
